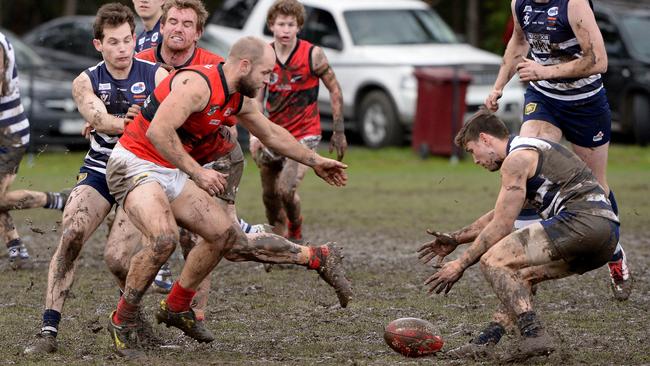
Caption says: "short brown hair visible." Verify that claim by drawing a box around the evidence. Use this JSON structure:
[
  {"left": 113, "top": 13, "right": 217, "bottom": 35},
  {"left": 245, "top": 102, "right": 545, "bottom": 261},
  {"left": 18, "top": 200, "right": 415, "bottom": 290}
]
[
  {"left": 161, "top": 0, "right": 209, "bottom": 32},
  {"left": 454, "top": 108, "right": 510, "bottom": 149},
  {"left": 93, "top": 3, "right": 136, "bottom": 41},
  {"left": 267, "top": 0, "right": 305, "bottom": 28}
]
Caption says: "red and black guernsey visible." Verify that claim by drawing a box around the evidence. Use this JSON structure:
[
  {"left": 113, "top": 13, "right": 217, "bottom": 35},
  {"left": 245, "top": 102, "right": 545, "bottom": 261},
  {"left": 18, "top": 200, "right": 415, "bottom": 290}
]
[
  {"left": 120, "top": 63, "right": 244, "bottom": 168},
  {"left": 266, "top": 39, "right": 321, "bottom": 140}
]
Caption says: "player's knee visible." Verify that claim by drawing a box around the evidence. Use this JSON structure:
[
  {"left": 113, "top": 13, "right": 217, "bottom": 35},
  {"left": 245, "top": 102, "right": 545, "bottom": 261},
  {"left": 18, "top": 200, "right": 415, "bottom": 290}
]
[
  {"left": 223, "top": 231, "right": 249, "bottom": 261},
  {"left": 104, "top": 250, "right": 128, "bottom": 280},
  {"left": 210, "top": 226, "right": 241, "bottom": 254},
  {"left": 60, "top": 226, "right": 86, "bottom": 258},
  {"left": 148, "top": 233, "right": 178, "bottom": 263}
]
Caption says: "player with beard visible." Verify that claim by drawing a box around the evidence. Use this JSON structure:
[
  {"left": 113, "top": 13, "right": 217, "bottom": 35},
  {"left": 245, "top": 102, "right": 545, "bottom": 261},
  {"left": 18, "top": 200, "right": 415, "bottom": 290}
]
[{"left": 105, "top": 36, "right": 351, "bottom": 358}]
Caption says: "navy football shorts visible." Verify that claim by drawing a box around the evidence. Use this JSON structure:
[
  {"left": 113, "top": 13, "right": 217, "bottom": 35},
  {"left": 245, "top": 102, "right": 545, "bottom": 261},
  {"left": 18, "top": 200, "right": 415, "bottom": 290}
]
[{"left": 75, "top": 166, "right": 116, "bottom": 206}]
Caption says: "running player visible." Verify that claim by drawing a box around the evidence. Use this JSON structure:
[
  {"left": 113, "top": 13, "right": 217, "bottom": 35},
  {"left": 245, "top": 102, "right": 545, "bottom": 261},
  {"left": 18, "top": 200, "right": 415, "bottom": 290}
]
[
  {"left": 250, "top": 0, "right": 347, "bottom": 243},
  {"left": 105, "top": 36, "right": 349, "bottom": 358}
]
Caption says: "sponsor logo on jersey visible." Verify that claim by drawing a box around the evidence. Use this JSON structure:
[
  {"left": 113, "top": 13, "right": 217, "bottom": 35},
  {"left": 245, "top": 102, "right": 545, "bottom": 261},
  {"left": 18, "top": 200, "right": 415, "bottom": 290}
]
[
  {"left": 290, "top": 74, "right": 303, "bottom": 83},
  {"left": 524, "top": 102, "right": 537, "bottom": 115},
  {"left": 209, "top": 119, "right": 221, "bottom": 125},
  {"left": 224, "top": 107, "right": 233, "bottom": 116},
  {"left": 547, "top": 7, "right": 559, "bottom": 16},
  {"left": 98, "top": 83, "right": 112, "bottom": 91},
  {"left": 524, "top": 5, "right": 532, "bottom": 12},
  {"left": 270, "top": 72, "right": 278, "bottom": 85},
  {"left": 131, "top": 82, "right": 146, "bottom": 94},
  {"left": 152, "top": 32, "right": 159, "bottom": 43},
  {"left": 593, "top": 131, "right": 604, "bottom": 142}
]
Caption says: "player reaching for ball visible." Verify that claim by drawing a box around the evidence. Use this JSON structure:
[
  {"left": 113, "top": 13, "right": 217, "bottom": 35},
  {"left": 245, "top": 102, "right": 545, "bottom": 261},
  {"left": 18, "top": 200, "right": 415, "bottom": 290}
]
[{"left": 418, "top": 109, "right": 619, "bottom": 362}]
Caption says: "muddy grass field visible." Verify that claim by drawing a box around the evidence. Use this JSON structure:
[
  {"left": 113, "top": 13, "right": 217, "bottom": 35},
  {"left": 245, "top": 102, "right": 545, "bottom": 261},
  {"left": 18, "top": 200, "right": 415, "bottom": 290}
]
[{"left": 1, "top": 146, "right": 649, "bottom": 365}]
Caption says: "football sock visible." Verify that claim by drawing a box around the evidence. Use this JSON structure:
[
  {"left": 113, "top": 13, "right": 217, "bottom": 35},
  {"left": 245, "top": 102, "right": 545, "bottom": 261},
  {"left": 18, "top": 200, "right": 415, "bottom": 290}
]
[
  {"left": 608, "top": 191, "right": 619, "bottom": 215},
  {"left": 608, "top": 191, "right": 623, "bottom": 259},
  {"left": 166, "top": 282, "right": 196, "bottom": 312},
  {"left": 307, "top": 245, "right": 329, "bottom": 269},
  {"left": 41, "top": 309, "right": 61, "bottom": 337},
  {"left": 44, "top": 192, "right": 65, "bottom": 210},
  {"left": 6, "top": 238, "right": 20, "bottom": 249},
  {"left": 517, "top": 311, "right": 543, "bottom": 338},
  {"left": 472, "top": 322, "right": 505, "bottom": 345},
  {"left": 113, "top": 297, "right": 139, "bottom": 325}
]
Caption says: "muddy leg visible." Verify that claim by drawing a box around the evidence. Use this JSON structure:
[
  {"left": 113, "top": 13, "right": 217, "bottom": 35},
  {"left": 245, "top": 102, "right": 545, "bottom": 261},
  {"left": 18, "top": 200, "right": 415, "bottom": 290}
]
[{"left": 104, "top": 207, "right": 143, "bottom": 289}]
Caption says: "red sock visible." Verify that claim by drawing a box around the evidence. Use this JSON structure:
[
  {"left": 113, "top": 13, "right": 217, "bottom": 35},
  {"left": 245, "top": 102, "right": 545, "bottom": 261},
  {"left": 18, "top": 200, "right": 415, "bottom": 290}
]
[
  {"left": 113, "top": 297, "right": 139, "bottom": 325},
  {"left": 307, "top": 245, "right": 330, "bottom": 270},
  {"left": 166, "top": 282, "right": 196, "bottom": 313}
]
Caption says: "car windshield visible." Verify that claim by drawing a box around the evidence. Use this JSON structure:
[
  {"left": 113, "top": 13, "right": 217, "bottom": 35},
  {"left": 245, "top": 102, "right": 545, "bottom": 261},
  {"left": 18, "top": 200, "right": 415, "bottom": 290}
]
[
  {"left": 620, "top": 15, "right": 650, "bottom": 58},
  {"left": 344, "top": 9, "right": 457, "bottom": 46}
]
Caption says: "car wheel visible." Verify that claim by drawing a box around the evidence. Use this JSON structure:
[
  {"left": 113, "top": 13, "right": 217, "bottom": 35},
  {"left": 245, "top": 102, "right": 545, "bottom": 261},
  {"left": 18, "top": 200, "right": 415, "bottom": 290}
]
[
  {"left": 632, "top": 94, "right": 650, "bottom": 146},
  {"left": 358, "top": 91, "right": 403, "bottom": 148}
]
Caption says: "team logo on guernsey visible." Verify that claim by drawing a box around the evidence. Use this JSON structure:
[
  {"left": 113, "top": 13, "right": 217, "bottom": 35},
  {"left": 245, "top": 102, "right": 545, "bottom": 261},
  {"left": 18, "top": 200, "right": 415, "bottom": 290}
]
[
  {"left": 524, "top": 5, "right": 532, "bottom": 12},
  {"left": 152, "top": 32, "right": 159, "bottom": 42},
  {"left": 131, "top": 82, "right": 146, "bottom": 94},
  {"left": 76, "top": 172, "right": 88, "bottom": 184},
  {"left": 207, "top": 104, "right": 220, "bottom": 116},
  {"left": 99, "top": 91, "right": 111, "bottom": 104},
  {"left": 524, "top": 102, "right": 537, "bottom": 115},
  {"left": 270, "top": 72, "right": 279, "bottom": 85},
  {"left": 224, "top": 107, "right": 233, "bottom": 116},
  {"left": 547, "top": 7, "right": 558, "bottom": 16}
]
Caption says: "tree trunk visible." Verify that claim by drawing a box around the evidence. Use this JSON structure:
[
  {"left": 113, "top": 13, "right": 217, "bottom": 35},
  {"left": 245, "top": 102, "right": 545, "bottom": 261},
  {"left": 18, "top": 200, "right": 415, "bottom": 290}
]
[
  {"left": 63, "top": 0, "right": 78, "bottom": 16},
  {"left": 466, "top": 0, "right": 480, "bottom": 46}
]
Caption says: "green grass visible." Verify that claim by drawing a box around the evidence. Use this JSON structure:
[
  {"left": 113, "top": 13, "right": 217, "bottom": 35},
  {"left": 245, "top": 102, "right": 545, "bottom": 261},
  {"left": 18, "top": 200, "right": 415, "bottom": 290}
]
[{"left": 2, "top": 144, "right": 649, "bottom": 365}]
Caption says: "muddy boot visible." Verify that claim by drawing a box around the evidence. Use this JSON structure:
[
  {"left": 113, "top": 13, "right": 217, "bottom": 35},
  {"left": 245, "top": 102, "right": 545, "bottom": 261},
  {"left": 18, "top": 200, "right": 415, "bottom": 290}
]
[
  {"left": 608, "top": 248, "right": 633, "bottom": 301},
  {"left": 314, "top": 243, "right": 353, "bottom": 308},
  {"left": 444, "top": 322, "right": 504, "bottom": 361},
  {"left": 7, "top": 239, "right": 30, "bottom": 270},
  {"left": 24, "top": 332, "right": 57, "bottom": 355},
  {"left": 107, "top": 311, "right": 144, "bottom": 359},
  {"left": 502, "top": 329, "right": 554, "bottom": 363},
  {"left": 136, "top": 308, "right": 164, "bottom": 347},
  {"left": 155, "top": 300, "right": 215, "bottom": 343}
]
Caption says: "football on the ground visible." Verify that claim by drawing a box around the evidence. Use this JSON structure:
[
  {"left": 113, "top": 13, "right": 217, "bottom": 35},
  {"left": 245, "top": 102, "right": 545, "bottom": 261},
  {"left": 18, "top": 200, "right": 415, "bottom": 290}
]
[{"left": 384, "top": 317, "right": 444, "bottom": 357}]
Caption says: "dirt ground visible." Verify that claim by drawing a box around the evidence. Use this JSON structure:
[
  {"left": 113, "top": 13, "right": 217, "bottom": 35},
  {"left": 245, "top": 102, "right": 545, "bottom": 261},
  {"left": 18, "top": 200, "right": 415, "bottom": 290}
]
[{"left": 1, "top": 149, "right": 648, "bottom": 365}]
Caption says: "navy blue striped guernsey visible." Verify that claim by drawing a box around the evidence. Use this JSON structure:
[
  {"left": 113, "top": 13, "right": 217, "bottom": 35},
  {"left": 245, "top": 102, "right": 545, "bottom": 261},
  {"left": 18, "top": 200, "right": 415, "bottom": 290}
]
[
  {"left": 82, "top": 58, "right": 159, "bottom": 174},
  {"left": 515, "top": 0, "right": 602, "bottom": 101},
  {"left": 0, "top": 32, "right": 29, "bottom": 147},
  {"left": 507, "top": 136, "right": 618, "bottom": 223}
]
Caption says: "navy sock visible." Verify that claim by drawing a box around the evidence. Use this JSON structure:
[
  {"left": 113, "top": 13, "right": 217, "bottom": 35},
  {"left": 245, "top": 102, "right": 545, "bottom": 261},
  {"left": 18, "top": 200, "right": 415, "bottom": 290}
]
[
  {"left": 42, "top": 309, "right": 61, "bottom": 337},
  {"left": 472, "top": 322, "right": 506, "bottom": 345},
  {"left": 6, "top": 238, "right": 20, "bottom": 249},
  {"left": 608, "top": 191, "right": 619, "bottom": 215},
  {"left": 44, "top": 192, "right": 65, "bottom": 210}
]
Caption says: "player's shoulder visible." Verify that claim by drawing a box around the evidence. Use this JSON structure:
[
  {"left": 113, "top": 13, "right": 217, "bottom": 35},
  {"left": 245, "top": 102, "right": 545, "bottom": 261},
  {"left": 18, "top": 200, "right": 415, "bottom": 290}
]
[{"left": 135, "top": 48, "right": 156, "bottom": 63}]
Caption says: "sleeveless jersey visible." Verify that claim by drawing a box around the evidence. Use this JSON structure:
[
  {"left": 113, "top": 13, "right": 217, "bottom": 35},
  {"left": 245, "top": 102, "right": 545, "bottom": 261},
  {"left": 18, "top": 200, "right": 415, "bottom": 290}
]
[
  {"left": 0, "top": 32, "right": 29, "bottom": 147},
  {"left": 120, "top": 63, "right": 244, "bottom": 168},
  {"left": 507, "top": 136, "right": 618, "bottom": 222},
  {"left": 83, "top": 58, "right": 160, "bottom": 174},
  {"left": 136, "top": 19, "right": 161, "bottom": 53},
  {"left": 266, "top": 39, "right": 320, "bottom": 140},
  {"left": 514, "top": 0, "right": 602, "bottom": 101}
]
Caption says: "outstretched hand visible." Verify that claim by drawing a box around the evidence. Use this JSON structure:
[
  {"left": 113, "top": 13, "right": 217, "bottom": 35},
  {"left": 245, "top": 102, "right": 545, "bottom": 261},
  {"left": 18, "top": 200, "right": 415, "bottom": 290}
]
[
  {"left": 329, "top": 131, "right": 348, "bottom": 161},
  {"left": 424, "top": 259, "right": 465, "bottom": 295},
  {"left": 313, "top": 157, "right": 348, "bottom": 187},
  {"left": 417, "top": 229, "right": 459, "bottom": 266}
]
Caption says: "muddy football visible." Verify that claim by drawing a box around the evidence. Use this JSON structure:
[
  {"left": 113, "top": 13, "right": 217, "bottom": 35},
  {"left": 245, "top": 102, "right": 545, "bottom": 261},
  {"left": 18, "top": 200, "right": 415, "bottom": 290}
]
[{"left": 383, "top": 317, "right": 444, "bottom": 357}]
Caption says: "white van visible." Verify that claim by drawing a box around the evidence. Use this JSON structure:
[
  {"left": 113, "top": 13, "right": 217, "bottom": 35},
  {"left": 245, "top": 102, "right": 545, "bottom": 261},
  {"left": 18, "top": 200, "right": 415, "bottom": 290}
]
[{"left": 207, "top": 0, "right": 524, "bottom": 147}]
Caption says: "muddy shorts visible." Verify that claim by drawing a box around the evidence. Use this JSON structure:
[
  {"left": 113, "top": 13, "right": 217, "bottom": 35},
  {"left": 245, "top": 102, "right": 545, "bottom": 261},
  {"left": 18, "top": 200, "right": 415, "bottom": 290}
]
[
  {"left": 106, "top": 143, "right": 188, "bottom": 207},
  {"left": 255, "top": 135, "right": 321, "bottom": 165},
  {"left": 202, "top": 140, "right": 244, "bottom": 204},
  {"left": 523, "top": 87, "right": 611, "bottom": 148},
  {"left": 541, "top": 211, "right": 619, "bottom": 274},
  {"left": 75, "top": 166, "right": 116, "bottom": 206},
  {"left": 0, "top": 133, "right": 27, "bottom": 175}
]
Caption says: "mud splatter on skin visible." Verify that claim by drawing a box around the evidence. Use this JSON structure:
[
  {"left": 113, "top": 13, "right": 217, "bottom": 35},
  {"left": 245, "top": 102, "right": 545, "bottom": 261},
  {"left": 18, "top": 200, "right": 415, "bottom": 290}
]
[
  {"left": 225, "top": 232, "right": 303, "bottom": 264},
  {"left": 123, "top": 287, "right": 144, "bottom": 305}
]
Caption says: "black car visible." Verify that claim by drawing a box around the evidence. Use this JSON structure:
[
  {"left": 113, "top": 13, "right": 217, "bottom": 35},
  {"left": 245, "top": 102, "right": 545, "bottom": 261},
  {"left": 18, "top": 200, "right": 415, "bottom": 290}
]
[
  {"left": 1, "top": 28, "right": 87, "bottom": 151},
  {"left": 594, "top": 1, "right": 650, "bottom": 145},
  {"left": 23, "top": 16, "right": 230, "bottom": 74}
]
